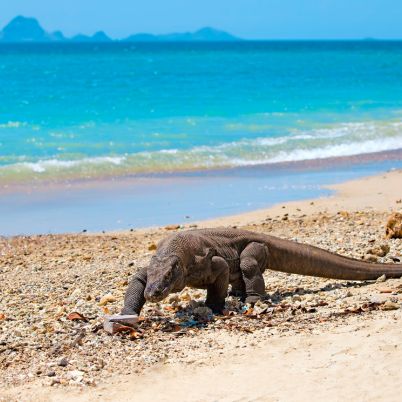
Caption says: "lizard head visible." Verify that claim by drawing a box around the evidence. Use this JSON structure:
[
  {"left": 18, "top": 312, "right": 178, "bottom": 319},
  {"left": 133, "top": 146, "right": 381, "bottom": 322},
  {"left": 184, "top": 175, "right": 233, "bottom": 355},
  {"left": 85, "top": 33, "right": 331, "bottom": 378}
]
[{"left": 144, "top": 255, "right": 183, "bottom": 302}]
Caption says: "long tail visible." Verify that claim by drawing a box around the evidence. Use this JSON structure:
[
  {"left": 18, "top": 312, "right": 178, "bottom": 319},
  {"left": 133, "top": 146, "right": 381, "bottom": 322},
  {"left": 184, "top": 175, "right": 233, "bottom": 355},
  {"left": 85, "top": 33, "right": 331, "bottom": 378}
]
[{"left": 262, "top": 234, "right": 402, "bottom": 280}]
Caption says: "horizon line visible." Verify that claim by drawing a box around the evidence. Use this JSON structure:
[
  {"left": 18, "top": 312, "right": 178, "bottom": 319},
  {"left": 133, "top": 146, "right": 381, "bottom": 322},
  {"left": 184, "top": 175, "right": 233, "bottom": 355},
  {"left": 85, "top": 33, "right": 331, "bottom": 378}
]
[
  {"left": 2, "top": 38, "right": 402, "bottom": 43},
  {"left": 2, "top": 15, "right": 402, "bottom": 42}
]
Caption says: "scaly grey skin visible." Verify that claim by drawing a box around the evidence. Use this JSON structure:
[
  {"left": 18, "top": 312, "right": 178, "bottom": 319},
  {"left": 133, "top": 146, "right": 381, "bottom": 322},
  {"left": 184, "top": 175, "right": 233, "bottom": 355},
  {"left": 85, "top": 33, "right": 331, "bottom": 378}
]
[{"left": 121, "top": 228, "right": 402, "bottom": 315}]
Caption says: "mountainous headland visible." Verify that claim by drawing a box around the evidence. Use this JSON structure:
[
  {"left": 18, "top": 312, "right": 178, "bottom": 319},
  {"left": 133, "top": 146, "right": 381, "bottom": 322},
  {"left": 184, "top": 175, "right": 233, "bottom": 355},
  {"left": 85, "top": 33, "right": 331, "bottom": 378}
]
[{"left": 0, "top": 16, "right": 240, "bottom": 43}]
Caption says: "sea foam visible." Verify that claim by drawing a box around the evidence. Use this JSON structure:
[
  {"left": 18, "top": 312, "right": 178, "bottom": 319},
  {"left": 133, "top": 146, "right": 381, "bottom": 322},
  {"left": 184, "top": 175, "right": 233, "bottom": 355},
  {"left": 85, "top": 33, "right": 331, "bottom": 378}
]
[
  {"left": 12, "top": 156, "right": 126, "bottom": 173},
  {"left": 1, "top": 120, "right": 402, "bottom": 180}
]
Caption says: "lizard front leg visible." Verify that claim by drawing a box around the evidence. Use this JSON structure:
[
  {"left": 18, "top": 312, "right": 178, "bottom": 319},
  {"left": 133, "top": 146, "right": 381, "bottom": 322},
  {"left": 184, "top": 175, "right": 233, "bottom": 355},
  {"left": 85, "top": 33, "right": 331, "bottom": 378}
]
[
  {"left": 205, "top": 256, "right": 230, "bottom": 314},
  {"left": 121, "top": 266, "right": 148, "bottom": 315},
  {"left": 240, "top": 242, "right": 269, "bottom": 304}
]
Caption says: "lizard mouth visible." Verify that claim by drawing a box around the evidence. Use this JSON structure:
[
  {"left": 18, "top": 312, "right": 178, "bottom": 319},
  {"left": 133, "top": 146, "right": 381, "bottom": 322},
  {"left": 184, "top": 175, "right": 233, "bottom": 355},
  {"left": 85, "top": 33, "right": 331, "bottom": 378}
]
[{"left": 144, "top": 285, "right": 171, "bottom": 302}]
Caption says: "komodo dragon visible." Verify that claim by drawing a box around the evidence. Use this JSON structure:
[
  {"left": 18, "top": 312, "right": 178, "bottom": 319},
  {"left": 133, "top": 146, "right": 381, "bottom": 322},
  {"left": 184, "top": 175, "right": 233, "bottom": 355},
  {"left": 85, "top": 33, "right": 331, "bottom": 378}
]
[{"left": 121, "top": 227, "right": 402, "bottom": 315}]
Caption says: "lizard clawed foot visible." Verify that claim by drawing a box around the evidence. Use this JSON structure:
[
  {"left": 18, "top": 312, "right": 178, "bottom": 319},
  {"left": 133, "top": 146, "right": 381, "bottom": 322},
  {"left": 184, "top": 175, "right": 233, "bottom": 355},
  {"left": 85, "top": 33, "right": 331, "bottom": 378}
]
[
  {"left": 228, "top": 289, "right": 246, "bottom": 300},
  {"left": 206, "top": 303, "right": 226, "bottom": 315}
]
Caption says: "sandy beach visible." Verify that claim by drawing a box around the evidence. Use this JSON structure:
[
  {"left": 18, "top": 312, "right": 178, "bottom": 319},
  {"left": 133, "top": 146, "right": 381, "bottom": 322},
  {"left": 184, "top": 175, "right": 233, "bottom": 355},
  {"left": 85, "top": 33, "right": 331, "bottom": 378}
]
[{"left": 1, "top": 169, "right": 402, "bottom": 401}]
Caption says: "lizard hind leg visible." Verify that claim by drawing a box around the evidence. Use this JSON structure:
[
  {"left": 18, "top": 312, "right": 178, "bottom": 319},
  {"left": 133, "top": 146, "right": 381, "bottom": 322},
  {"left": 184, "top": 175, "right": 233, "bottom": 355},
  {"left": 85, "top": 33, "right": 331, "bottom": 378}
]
[
  {"left": 205, "top": 256, "right": 230, "bottom": 314},
  {"left": 240, "top": 242, "right": 269, "bottom": 304},
  {"left": 228, "top": 277, "right": 246, "bottom": 301}
]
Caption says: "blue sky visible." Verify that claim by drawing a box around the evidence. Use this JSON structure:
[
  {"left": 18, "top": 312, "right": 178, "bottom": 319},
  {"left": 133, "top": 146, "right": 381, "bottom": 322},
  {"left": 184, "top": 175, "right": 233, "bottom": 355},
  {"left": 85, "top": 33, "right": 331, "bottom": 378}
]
[{"left": 1, "top": 0, "right": 401, "bottom": 39}]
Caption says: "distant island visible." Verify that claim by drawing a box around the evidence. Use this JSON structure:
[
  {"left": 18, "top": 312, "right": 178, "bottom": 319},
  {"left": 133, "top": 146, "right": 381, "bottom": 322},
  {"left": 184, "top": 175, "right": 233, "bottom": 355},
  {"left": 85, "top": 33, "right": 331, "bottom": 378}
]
[{"left": 0, "top": 16, "right": 240, "bottom": 43}]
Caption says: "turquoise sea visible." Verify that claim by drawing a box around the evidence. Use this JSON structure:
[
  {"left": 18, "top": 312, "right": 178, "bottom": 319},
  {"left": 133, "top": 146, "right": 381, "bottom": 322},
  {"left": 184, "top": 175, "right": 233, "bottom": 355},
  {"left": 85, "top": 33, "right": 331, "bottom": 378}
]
[{"left": 1, "top": 41, "right": 402, "bottom": 234}]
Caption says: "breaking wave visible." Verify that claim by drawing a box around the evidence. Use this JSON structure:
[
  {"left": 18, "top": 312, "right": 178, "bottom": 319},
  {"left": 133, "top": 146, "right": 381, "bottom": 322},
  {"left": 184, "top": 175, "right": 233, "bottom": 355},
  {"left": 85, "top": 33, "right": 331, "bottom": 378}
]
[
  {"left": 1, "top": 120, "right": 402, "bottom": 183},
  {"left": 18, "top": 156, "right": 126, "bottom": 173}
]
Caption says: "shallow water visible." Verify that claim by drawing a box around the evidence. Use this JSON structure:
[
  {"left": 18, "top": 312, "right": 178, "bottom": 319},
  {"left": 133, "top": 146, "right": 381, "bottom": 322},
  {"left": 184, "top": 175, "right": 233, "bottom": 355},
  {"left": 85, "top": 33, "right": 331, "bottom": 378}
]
[{"left": 1, "top": 158, "right": 402, "bottom": 236}]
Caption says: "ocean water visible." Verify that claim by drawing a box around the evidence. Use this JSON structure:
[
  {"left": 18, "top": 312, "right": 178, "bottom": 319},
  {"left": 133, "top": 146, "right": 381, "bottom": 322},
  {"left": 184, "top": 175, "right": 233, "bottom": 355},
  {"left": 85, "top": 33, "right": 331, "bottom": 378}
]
[
  {"left": 1, "top": 41, "right": 402, "bottom": 235},
  {"left": 1, "top": 41, "right": 402, "bottom": 184}
]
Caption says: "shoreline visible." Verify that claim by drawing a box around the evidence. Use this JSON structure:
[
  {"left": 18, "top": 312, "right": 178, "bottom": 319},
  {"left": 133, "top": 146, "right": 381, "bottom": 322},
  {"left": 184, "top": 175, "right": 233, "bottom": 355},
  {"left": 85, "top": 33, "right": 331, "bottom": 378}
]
[
  {"left": 3, "top": 166, "right": 400, "bottom": 239},
  {"left": 1, "top": 151, "right": 402, "bottom": 237},
  {"left": 1, "top": 147, "right": 402, "bottom": 195},
  {"left": 196, "top": 167, "right": 402, "bottom": 229}
]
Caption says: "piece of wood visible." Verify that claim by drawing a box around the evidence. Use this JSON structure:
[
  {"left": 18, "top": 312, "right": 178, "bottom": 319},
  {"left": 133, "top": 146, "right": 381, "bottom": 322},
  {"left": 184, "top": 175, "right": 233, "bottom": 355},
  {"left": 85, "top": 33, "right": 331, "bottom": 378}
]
[{"left": 103, "top": 314, "right": 139, "bottom": 334}]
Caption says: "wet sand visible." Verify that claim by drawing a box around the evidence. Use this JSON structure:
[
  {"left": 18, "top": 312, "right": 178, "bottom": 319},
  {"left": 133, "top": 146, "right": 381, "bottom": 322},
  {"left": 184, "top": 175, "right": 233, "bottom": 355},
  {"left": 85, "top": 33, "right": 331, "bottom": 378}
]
[{"left": 1, "top": 148, "right": 402, "bottom": 236}]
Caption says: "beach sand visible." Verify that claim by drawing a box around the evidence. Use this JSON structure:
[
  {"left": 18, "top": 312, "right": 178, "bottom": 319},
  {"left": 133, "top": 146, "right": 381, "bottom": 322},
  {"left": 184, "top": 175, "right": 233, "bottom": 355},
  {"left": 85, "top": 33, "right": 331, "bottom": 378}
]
[{"left": 1, "top": 169, "right": 402, "bottom": 401}]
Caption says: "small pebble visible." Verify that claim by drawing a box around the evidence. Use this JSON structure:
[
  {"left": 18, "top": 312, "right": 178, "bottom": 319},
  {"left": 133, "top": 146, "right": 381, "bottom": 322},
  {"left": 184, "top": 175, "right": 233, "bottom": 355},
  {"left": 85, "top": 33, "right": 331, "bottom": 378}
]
[
  {"left": 381, "top": 301, "right": 400, "bottom": 311},
  {"left": 58, "top": 358, "right": 68, "bottom": 367}
]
